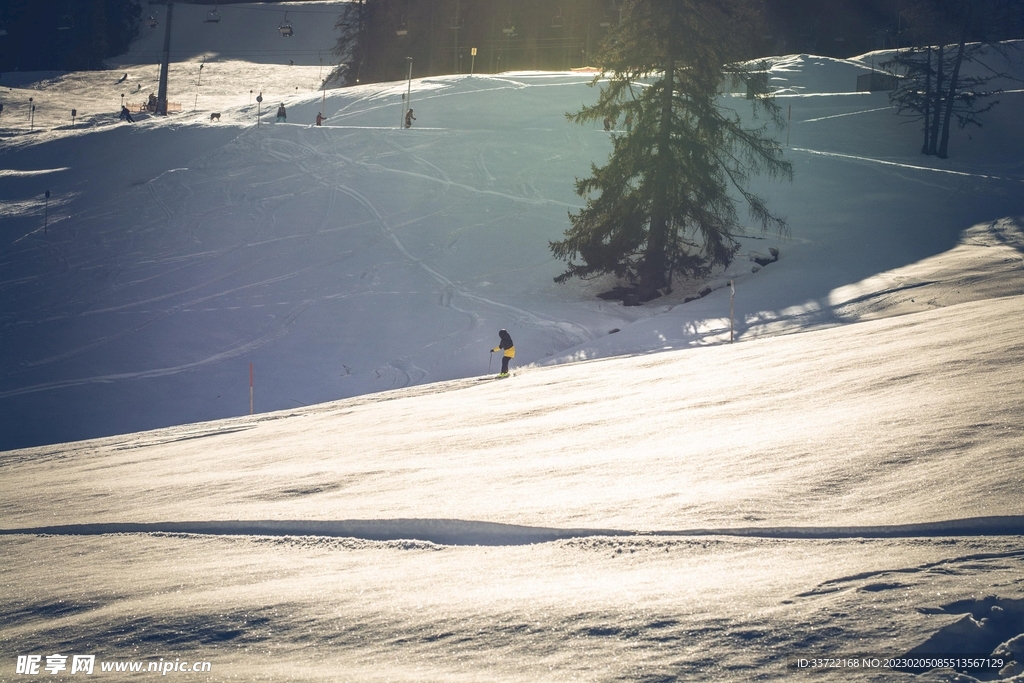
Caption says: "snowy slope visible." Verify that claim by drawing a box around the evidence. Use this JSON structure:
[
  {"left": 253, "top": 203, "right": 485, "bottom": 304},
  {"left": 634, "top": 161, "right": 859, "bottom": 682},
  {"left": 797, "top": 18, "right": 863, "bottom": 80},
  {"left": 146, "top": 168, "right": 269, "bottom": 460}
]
[
  {"left": 2, "top": 274, "right": 1024, "bottom": 682},
  {"left": 2, "top": 19, "right": 1024, "bottom": 450},
  {"left": 3, "top": 41, "right": 1022, "bottom": 449},
  {"left": 1, "top": 23, "right": 1024, "bottom": 682}
]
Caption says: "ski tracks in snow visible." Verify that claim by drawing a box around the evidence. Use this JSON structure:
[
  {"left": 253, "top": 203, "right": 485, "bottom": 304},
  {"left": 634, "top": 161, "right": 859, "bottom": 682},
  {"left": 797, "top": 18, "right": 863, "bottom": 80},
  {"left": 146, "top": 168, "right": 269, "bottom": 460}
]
[
  {"left": 792, "top": 147, "right": 1024, "bottom": 184},
  {"left": 334, "top": 180, "right": 590, "bottom": 350},
  {"left": 281, "top": 131, "right": 591, "bottom": 366},
  {"left": 0, "top": 301, "right": 313, "bottom": 400}
]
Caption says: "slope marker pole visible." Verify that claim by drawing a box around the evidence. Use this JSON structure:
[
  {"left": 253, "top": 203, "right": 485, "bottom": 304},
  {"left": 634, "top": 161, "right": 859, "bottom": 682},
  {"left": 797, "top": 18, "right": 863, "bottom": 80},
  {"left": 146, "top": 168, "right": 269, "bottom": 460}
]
[
  {"left": 729, "top": 280, "right": 735, "bottom": 343},
  {"left": 249, "top": 363, "right": 254, "bottom": 415}
]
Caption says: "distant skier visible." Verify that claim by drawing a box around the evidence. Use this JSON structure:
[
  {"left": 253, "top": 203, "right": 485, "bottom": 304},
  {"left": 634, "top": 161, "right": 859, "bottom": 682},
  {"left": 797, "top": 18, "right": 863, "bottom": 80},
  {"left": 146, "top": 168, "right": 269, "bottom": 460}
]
[
  {"left": 276, "top": 103, "right": 286, "bottom": 123},
  {"left": 315, "top": 112, "right": 323, "bottom": 126},
  {"left": 405, "top": 108, "right": 416, "bottom": 128},
  {"left": 491, "top": 329, "right": 515, "bottom": 378},
  {"left": 603, "top": 115, "right": 614, "bottom": 131},
  {"left": 119, "top": 105, "right": 135, "bottom": 123}
]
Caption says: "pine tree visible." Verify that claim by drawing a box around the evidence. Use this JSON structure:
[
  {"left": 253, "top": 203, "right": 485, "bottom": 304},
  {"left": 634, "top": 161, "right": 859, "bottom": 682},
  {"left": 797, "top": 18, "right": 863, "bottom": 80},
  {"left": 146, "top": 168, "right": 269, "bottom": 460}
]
[{"left": 550, "top": 0, "right": 792, "bottom": 299}]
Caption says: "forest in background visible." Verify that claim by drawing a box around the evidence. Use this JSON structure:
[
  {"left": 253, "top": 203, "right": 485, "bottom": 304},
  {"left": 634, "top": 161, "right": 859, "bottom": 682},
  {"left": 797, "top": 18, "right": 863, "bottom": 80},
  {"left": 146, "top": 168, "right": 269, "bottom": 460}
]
[{"left": 335, "top": 0, "right": 1023, "bottom": 85}]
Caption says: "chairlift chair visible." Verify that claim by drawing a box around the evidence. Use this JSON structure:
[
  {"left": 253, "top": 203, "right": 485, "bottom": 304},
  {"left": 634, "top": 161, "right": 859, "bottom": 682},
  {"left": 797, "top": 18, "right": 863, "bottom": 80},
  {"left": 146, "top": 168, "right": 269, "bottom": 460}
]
[
  {"left": 0, "top": 11, "right": 8, "bottom": 36},
  {"left": 396, "top": 17, "right": 408, "bottom": 36},
  {"left": 146, "top": 14, "right": 158, "bottom": 29},
  {"left": 278, "top": 12, "right": 293, "bottom": 37},
  {"left": 551, "top": 9, "right": 565, "bottom": 29},
  {"left": 204, "top": 7, "right": 221, "bottom": 24},
  {"left": 57, "top": 4, "right": 75, "bottom": 30}
]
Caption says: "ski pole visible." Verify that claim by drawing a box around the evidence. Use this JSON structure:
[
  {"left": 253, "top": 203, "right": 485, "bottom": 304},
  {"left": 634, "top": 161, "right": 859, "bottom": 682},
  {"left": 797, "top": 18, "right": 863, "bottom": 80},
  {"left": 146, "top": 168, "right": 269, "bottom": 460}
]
[{"left": 488, "top": 351, "right": 493, "bottom": 373}]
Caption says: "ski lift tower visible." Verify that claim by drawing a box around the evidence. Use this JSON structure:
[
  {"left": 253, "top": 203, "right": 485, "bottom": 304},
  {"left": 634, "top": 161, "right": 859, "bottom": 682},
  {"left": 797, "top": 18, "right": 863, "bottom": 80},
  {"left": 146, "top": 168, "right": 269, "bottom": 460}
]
[
  {"left": 156, "top": 2, "right": 174, "bottom": 115},
  {"left": 450, "top": 1, "right": 464, "bottom": 74}
]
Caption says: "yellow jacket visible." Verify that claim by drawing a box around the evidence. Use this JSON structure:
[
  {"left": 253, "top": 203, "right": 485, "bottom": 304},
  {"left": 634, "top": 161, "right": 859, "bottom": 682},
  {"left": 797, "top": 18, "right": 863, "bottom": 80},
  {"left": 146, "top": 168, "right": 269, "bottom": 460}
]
[{"left": 492, "top": 345, "right": 515, "bottom": 358}]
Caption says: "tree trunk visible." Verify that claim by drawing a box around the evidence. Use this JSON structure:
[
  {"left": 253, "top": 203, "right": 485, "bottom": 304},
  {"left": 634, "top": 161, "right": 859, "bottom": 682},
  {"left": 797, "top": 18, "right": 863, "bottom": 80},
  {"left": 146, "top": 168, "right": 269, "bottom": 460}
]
[
  {"left": 921, "top": 47, "right": 931, "bottom": 154},
  {"left": 641, "top": 50, "right": 675, "bottom": 297},
  {"left": 928, "top": 44, "right": 943, "bottom": 155},
  {"left": 937, "top": 8, "right": 972, "bottom": 159}
]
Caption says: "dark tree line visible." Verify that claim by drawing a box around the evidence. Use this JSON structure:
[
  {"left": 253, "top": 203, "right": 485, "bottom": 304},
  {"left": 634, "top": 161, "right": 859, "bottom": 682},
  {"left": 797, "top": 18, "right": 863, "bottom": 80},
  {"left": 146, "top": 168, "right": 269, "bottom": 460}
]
[
  {"left": 332, "top": 0, "right": 1013, "bottom": 86},
  {"left": 883, "top": 0, "right": 1022, "bottom": 159},
  {"left": 0, "top": 0, "right": 142, "bottom": 71},
  {"left": 332, "top": 0, "right": 628, "bottom": 86}
]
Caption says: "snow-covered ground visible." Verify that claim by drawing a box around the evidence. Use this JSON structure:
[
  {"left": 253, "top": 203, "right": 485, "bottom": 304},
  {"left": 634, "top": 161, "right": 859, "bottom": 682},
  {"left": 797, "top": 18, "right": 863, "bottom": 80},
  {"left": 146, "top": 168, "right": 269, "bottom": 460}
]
[{"left": 2, "top": 11, "right": 1024, "bottom": 681}]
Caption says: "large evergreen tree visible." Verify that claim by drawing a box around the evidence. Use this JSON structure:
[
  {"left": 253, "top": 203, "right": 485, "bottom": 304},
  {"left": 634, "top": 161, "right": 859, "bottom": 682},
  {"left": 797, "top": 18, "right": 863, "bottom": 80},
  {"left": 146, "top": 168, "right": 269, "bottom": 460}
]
[{"left": 550, "top": 0, "right": 792, "bottom": 299}]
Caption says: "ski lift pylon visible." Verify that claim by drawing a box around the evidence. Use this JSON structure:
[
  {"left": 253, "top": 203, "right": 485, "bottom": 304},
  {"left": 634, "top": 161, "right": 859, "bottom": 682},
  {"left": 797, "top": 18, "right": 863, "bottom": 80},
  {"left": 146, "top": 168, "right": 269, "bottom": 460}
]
[
  {"left": 204, "top": 6, "right": 221, "bottom": 23},
  {"left": 278, "top": 12, "right": 293, "bottom": 37},
  {"left": 449, "top": 1, "right": 463, "bottom": 30}
]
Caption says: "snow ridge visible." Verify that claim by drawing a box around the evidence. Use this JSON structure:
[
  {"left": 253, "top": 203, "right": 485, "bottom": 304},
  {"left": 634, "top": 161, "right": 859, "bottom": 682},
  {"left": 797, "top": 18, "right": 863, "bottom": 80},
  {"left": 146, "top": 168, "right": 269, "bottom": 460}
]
[{"left": 4, "top": 516, "right": 1023, "bottom": 546}]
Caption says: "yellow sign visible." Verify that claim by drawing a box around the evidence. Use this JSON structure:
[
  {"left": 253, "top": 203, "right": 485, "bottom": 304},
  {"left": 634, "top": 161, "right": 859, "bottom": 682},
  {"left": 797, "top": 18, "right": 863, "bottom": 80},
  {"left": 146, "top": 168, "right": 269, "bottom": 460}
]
[{"left": 471, "top": 47, "right": 477, "bottom": 56}]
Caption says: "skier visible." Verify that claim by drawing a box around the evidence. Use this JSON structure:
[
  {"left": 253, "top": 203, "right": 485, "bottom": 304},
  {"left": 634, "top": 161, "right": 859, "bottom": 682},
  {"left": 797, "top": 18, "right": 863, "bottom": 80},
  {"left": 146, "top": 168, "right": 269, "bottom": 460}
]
[
  {"left": 491, "top": 329, "right": 515, "bottom": 378},
  {"left": 119, "top": 105, "right": 135, "bottom": 123},
  {"left": 276, "top": 103, "right": 287, "bottom": 123},
  {"left": 315, "top": 112, "right": 323, "bottom": 126},
  {"left": 603, "top": 115, "right": 614, "bottom": 131},
  {"left": 404, "top": 108, "right": 416, "bottom": 129}
]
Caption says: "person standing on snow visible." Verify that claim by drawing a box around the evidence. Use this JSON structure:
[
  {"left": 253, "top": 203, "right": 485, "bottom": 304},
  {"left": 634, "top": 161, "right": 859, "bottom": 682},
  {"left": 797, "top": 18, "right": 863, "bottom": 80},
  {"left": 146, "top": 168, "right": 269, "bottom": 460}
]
[
  {"left": 315, "top": 112, "right": 324, "bottom": 126},
  {"left": 276, "top": 104, "right": 287, "bottom": 123},
  {"left": 405, "top": 108, "right": 416, "bottom": 128},
  {"left": 491, "top": 329, "right": 515, "bottom": 378}
]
